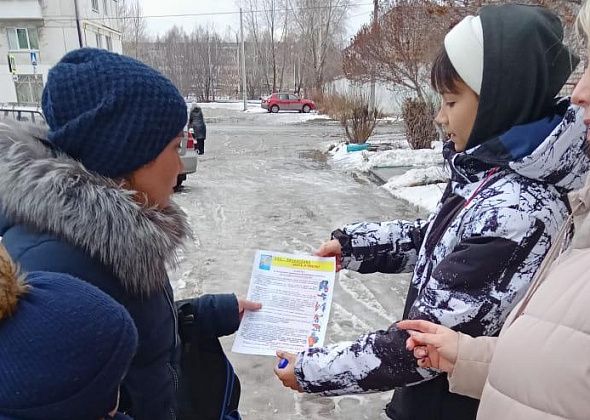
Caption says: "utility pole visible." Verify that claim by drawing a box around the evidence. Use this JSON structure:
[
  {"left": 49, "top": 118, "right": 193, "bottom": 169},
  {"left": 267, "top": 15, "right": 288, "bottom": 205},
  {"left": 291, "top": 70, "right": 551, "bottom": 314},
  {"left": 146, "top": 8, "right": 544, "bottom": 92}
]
[
  {"left": 240, "top": 7, "right": 247, "bottom": 112},
  {"left": 293, "top": 59, "right": 296, "bottom": 93},
  {"left": 369, "top": 0, "right": 378, "bottom": 113},
  {"left": 73, "top": 0, "right": 83, "bottom": 47}
]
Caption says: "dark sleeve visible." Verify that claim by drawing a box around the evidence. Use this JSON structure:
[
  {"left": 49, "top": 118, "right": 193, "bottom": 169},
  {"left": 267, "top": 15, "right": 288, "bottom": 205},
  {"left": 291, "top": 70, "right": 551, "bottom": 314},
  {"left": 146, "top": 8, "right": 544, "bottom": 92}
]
[
  {"left": 191, "top": 293, "right": 240, "bottom": 338},
  {"left": 295, "top": 323, "right": 430, "bottom": 395},
  {"left": 332, "top": 219, "right": 429, "bottom": 274}
]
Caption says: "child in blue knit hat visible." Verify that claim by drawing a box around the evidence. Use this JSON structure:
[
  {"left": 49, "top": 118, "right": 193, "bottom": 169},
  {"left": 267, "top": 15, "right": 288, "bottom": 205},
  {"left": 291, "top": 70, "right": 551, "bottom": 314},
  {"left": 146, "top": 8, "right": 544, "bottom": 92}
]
[
  {"left": 0, "top": 48, "right": 260, "bottom": 420},
  {"left": 0, "top": 244, "right": 138, "bottom": 420}
]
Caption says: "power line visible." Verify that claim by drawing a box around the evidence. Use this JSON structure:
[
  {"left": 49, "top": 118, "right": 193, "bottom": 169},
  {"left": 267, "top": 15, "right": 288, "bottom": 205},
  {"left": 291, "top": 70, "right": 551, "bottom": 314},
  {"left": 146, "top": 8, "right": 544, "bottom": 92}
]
[{"left": 42, "top": 1, "right": 374, "bottom": 23}]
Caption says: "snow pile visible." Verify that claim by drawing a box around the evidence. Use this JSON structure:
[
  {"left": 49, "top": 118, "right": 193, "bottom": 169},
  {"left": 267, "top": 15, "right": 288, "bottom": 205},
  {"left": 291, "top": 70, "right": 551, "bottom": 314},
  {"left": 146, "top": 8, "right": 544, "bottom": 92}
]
[
  {"left": 328, "top": 142, "right": 368, "bottom": 171},
  {"left": 262, "top": 112, "right": 332, "bottom": 125},
  {"left": 328, "top": 141, "right": 443, "bottom": 173},
  {"left": 382, "top": 166, "right": 448, "bottom": 212},
  {"left": 327, "top": 140, "right": 447, "bottom": 212},
  {"left": 360, "top": 148, "right": 443, "bottom": 171},
  {"left": 385, "top": 184, "right": 446, "bottom": 213},
  {"left": 383, "top": 166, "right": 448, "bottom": 188}
]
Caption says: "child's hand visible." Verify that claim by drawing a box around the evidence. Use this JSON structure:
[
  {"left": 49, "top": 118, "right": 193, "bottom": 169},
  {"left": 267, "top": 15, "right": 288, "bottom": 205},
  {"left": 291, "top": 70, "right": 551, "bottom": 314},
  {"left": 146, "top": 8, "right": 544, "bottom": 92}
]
[
  {"left": 273, "top": 351, "right": 303, "bottom": 392},
  {"left": 315, "top": 239, "right": 342, "bottom": 271},
  {"left": 397, "top": 320, "right": 459, "bottom": 374}
]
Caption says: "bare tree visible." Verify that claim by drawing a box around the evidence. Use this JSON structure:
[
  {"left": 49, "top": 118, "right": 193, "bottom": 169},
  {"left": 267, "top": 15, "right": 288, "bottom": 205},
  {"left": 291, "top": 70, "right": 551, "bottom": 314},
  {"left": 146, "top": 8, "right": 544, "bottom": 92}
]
[
  {"left": 289, "top": 0, "right": 351, "bottom": 92},
  {"left": 145, "top": 25, "right": 236, "bottom": 101},
  {"left": 118, "top": 0, "right": 149, "bottom": 59},
  {"left": 242, "top": 0, "right": 291, "bottom": 95},
  {"left": 343, "top": 0, "right": 455, "bottom": 101}
]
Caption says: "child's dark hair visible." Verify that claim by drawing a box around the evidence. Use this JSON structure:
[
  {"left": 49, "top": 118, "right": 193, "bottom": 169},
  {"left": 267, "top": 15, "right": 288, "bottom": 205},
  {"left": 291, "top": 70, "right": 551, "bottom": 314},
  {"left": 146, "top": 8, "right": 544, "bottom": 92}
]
[{"left": 431, "top": 47, "right": 463, "bottom": 94}]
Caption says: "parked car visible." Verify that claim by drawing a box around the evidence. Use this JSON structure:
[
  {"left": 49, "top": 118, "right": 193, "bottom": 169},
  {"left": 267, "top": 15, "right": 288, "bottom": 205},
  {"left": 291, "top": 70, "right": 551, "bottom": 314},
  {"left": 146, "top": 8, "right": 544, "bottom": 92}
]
[
  {"left": 0, "top": 104, "right": 45, "bottom": 124},
  {"left": 176, "top": 126, "right": 198, "bottom": 190},
  {"left": 261, "top": 93, "right": 316, "bottom": 113}
]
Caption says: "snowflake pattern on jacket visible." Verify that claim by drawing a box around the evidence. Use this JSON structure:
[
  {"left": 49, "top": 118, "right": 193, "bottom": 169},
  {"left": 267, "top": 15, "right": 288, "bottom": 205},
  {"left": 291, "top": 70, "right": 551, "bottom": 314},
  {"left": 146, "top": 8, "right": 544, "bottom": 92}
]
[{"left": 295, "top": 103, "right": 589, "bottom": 395}]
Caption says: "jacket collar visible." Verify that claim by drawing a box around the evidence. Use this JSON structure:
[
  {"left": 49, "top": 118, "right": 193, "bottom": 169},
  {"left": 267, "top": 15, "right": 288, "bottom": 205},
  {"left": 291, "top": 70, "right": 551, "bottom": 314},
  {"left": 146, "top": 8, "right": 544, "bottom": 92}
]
[{"left": 446, "top": 101, "right": 589, "bottom": 191}]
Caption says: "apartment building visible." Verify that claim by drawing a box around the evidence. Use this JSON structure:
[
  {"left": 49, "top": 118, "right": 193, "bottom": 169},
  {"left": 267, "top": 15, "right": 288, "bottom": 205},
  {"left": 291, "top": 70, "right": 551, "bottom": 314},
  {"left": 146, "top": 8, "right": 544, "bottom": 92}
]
[{"left": 0, "top": 0, "right": 122, "bottom": 105}]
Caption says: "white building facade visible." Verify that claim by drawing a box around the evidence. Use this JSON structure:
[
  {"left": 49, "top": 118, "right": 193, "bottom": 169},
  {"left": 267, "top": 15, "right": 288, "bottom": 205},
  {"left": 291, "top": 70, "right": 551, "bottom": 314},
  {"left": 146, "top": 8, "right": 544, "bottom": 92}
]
[{"left": 0, "top": 0, "right": 122, "bottom": 104}]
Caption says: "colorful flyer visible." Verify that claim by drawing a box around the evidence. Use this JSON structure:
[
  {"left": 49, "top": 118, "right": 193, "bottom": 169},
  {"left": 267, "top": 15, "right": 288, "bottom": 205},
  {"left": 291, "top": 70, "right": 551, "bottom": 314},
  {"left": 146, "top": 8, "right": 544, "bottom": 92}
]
[{"left": 231, "top": 250, "right": 336, "bottom": 356}]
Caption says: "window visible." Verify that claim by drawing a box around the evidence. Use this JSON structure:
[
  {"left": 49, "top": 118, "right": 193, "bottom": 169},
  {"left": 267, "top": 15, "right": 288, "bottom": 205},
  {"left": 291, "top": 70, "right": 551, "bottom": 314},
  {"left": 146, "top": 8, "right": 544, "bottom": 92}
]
[
  {"left": 106, "top": 35, "right": 112, "bottom": 51},
  {"left": 289, "top": 94, "right": 299, "bottom": 100},
  {"left": 14, "top": 74, "right": 43, "bottom": 105},
  {"left": 7, "top": 28, "right": 39, "bottom": 50},
  {"left": 91, "top": 0, "right": 99, "bottom": 12},
  {"left": 279, "top": 94, "right": 289, "bottom": 100},
  {"left": 95, "top": 33, "right": 102, "bottom": 48}
]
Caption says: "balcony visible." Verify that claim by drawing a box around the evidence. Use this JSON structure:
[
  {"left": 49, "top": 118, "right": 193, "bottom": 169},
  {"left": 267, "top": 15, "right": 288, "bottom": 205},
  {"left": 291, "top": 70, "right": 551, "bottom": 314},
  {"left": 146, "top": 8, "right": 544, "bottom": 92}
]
[{"left": 0, "top": 0, "right": 43, "bottom": 21}]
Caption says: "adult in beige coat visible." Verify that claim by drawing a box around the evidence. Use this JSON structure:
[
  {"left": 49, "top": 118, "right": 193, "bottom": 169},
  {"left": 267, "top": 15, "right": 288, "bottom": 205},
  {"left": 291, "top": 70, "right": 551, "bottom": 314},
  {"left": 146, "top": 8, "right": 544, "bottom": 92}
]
[{"left": 397, "top": 4, "right": 590, "bottom": 419}]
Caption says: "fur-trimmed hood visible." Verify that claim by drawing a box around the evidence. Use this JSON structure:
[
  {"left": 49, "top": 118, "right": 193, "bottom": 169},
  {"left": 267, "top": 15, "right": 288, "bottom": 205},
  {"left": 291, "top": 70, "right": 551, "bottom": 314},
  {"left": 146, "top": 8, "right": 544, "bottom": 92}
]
[{"left": 0, "top": 120, "right": 192, "bottom": 295}]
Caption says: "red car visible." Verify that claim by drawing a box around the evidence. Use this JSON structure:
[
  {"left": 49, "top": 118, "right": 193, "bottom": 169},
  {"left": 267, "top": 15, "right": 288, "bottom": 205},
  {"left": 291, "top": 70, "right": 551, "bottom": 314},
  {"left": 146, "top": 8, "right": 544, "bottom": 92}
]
[{"left": 261, "top": 93, "right": 316, "bottom": 113}]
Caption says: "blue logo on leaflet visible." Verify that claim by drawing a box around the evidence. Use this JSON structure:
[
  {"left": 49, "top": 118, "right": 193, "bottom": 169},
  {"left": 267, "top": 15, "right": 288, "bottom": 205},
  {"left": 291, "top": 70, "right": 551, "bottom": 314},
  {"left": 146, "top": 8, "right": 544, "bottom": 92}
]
[{"left": 259, "top": 254, "right": 272, "bottom": 270}]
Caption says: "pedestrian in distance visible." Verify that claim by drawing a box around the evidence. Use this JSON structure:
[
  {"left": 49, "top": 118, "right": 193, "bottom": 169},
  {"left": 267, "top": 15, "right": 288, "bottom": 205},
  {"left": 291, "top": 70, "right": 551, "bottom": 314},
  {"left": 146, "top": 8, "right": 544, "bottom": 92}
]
[
  {"left": 0, "top": 48, "right": 260, "bottom": 420},
  {"left": 189, "top": 104, "right": 207, "bottom": 155},
  {"left": 275, "top": 5, "right": 588, "bottom": 420},
  {"left": 396, "top": 4, "right": 590, "bottom": 418}
]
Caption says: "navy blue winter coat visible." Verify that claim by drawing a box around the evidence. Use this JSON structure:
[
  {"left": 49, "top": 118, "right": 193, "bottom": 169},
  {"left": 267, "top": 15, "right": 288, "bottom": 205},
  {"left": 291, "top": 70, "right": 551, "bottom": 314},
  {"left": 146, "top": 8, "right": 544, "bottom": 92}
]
[{"left": 0, "top": 121, "right": 238, "bottom": 420}]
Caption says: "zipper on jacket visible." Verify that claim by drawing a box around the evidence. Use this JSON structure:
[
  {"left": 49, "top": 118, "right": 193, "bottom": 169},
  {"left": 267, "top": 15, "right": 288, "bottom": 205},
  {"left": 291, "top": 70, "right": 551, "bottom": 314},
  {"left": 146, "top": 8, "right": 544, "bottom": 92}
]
[{"left": 164, "top": 286, "right": 179, "bottom": 348}]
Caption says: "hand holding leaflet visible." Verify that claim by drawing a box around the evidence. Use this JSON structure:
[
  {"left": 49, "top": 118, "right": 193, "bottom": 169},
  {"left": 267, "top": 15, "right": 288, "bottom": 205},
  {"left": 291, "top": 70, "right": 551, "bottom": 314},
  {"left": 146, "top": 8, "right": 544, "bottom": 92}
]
[{"left": 232, "top": 250, "right": 336, "bottom": 356}]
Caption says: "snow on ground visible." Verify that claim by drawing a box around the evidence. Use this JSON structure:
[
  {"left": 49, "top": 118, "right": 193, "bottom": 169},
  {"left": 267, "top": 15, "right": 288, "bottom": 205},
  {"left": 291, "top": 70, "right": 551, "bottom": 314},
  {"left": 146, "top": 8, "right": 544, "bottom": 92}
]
[
  {"left": 328, "top": 140, "right": 446, "bottom": 212},
  {"left": 382, "top": 167, "right": 448, "bottom": 212},
  {"left": 193, "top": 100, "right": 446, "bottom": 211},
  {"left": 362, "top": 148, "right": 443, "bottom": 171},
  {"left": 385, "top": 183, "right": 446, "bottom": 213},
  {"left": 383, "top": 166, "right": 448, "bottom": 189},
  {"left": 328, "top": 141, "right": 443, "bottom": 172}
]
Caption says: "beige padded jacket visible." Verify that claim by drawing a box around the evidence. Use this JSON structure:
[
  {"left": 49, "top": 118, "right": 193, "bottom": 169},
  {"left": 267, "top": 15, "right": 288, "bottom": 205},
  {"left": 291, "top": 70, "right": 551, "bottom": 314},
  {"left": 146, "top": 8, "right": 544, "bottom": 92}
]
[{"left": 448, "top": 180, "right": 590, "bottom": 419}]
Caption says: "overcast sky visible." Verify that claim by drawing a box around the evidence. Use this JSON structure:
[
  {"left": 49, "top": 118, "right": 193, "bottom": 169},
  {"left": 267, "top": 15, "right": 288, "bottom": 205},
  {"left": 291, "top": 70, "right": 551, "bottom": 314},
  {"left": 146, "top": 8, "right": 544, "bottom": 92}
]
[{"left": 140, "top": 0, "right": 374, "bottom": 41}]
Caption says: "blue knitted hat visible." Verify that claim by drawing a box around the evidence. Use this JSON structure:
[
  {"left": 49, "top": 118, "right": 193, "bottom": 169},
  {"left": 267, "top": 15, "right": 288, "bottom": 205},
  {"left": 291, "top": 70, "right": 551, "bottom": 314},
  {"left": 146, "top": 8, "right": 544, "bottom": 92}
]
[
  {"left": 42, "top": 48, "right": 187, "bottom": 178},
  {"left": 0, "top": 246, "right": 138, "bottom": 420}
]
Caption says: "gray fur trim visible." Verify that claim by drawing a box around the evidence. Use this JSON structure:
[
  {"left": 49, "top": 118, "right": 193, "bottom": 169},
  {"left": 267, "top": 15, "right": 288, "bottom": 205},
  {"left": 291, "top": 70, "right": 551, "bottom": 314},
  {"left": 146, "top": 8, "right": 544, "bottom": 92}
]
[{"left": 0, "top": 120, "right": 192, "bottom": 296}]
